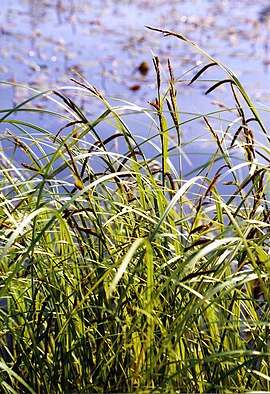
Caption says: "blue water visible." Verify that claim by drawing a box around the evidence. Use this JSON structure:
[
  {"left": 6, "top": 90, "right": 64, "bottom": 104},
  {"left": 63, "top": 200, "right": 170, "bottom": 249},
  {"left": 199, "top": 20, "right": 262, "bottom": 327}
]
[
  {"left": 0, "top": 0, "right": 270, "bottom": 179},
  {"left": 1, "top": 0, "right": 269, "bottom": 103}
]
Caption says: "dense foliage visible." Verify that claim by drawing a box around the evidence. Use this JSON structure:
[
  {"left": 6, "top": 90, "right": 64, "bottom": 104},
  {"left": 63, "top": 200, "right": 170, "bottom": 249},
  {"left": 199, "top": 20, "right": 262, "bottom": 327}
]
[{"left": 0, "top": 28, "right": 269, "bottom": 393}]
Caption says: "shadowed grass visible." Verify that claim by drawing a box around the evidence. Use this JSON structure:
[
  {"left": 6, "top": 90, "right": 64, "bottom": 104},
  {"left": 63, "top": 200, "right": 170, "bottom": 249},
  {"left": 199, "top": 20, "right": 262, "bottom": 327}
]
[{"left": 0, "top": 29, "right": 270, "bottom": 393}]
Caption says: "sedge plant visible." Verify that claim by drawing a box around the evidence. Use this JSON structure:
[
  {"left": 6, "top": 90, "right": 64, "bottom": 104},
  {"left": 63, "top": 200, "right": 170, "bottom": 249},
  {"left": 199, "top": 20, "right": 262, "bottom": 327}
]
[{"left": 0, "top": 28, "right": 269, "bottom": 393}]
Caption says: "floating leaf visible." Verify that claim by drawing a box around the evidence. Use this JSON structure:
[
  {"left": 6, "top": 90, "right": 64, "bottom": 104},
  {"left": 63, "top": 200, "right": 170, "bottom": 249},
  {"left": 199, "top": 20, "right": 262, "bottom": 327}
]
[
  {"left": 129, "top": 84, "right": 141, "bottom": 91},
  {"left": 138, "top": 61, "right": 149, "bottom": 76}
]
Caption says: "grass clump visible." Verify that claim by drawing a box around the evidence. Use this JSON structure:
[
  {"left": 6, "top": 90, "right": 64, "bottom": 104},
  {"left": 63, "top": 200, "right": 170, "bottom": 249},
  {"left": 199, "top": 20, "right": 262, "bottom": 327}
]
[{"left": 0, "top": 28, "right": 270, "bottom": 393}]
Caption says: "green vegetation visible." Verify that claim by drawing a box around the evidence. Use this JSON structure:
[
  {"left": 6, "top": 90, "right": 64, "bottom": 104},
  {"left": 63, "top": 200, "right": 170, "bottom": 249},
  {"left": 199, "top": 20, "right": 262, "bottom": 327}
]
[{"left": 0, "top": 28, "right": 269, "bottom": 393}]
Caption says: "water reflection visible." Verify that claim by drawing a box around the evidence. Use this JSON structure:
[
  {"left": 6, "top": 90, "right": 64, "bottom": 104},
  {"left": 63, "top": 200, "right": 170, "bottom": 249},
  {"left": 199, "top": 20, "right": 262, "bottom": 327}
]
[{"left": 1, "top": 1, "right": 270, "bottom": 104}]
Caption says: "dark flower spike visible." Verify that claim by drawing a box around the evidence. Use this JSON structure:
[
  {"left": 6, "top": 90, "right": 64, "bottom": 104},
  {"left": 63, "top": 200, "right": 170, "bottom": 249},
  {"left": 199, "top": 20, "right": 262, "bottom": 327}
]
[
  {"left": 181, "top": 269, "right": 216, "bottom": 282},
  {"left": 189, "top": 224, "right": 211, "bottom": 235},
  {"left": 230, "top": 125, "right": 244, "bottom": 147},
  {"left": 205, "top": 79, "right": 236, "bottom": 95},
  {"left": 53, "top": 90, "right": 88, "bottom": 123},
  {"left": 146, "top": 25, "right": 268, "bottom": 138},
  {"left": 53, "top": 119, "right": 85, "bottom": 143},
  {"left": 189, "top": 62, "right": 217, "bottom": 85}
]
